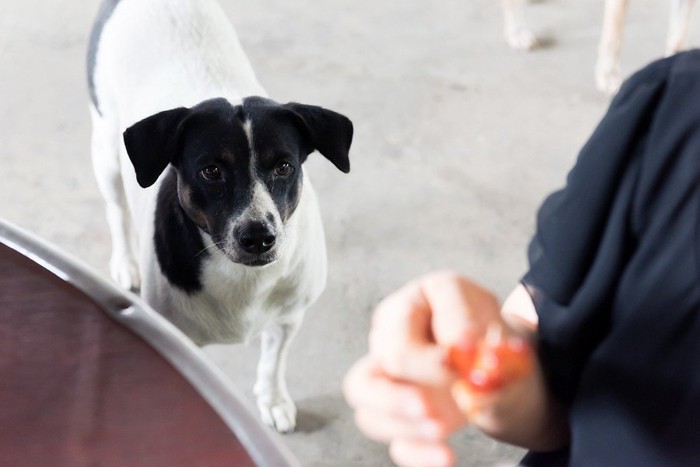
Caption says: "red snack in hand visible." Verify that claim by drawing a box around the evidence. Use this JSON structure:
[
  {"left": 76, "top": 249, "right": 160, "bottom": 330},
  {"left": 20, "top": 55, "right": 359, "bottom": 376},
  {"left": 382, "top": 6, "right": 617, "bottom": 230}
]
[{"left": 447, "top": 323, "right": 533, "bottom": 394}]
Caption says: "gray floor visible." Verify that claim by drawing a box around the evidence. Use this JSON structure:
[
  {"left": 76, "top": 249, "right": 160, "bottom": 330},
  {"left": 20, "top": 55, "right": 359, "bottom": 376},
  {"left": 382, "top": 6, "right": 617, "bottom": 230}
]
[{"left": 2, "top": 1, "right": 698, "bottom": 466}]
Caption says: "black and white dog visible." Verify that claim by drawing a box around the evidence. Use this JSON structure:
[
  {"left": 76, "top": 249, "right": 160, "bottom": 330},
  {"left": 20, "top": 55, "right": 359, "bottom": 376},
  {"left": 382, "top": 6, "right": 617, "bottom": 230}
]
[{"left": 87, "top": 0, "right": 353, "bottom": 432}]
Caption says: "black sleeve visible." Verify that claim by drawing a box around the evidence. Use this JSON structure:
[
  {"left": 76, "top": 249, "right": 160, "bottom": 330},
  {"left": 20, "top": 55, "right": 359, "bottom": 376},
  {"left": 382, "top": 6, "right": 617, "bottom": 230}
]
[{"left": 521, "top": 57, "right": 672, "bottom": 405}]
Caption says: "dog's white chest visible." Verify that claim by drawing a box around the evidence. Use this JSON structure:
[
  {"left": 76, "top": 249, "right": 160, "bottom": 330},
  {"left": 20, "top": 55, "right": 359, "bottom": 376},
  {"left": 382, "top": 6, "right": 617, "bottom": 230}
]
[
  {"left": 207, "top": 270, "right": 297, "bottom": 340},
  {"left": 163, "top": 246, "right": 323, "bottom": 346}
]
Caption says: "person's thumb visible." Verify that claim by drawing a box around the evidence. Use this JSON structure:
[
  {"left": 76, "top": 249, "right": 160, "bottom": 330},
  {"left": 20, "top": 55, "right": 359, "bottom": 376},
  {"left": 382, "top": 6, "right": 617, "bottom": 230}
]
[{"left": 419, "top": 271, "right": 501, "bottom": 346}]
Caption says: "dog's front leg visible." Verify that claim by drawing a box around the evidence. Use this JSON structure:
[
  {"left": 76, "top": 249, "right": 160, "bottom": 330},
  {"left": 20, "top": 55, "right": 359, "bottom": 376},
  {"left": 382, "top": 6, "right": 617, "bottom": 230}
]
[
  {"left": 90, "top": 107, "right": 140, "bottom": 291},
  {"left": 666, "top": 0, "right": 695, "bottom": 56},
  {"left": 502, "top": 0, "right": 538, "bottom": 51},
  {"left": 596, "top": 0, "right": 628, "bottom": 94},
  {"left": 254, "top": 320, "right": 301, "bottom": 433}
]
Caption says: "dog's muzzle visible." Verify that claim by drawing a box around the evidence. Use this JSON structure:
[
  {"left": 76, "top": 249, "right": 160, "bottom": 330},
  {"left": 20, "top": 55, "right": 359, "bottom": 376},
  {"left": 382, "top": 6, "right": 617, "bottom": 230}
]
[{"left": 234, "top": 221, "right": 277, "bottom": 266}]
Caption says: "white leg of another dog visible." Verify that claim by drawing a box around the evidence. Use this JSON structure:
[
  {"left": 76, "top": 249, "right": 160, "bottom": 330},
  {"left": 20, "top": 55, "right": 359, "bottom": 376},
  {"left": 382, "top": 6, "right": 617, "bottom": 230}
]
[
  {"left": 666, "top": 0, "right": 695, "bottom": 55},
  {"left": 502, "top": 0, "right": 538, "bottom": 51},
  {"left": 596, "top": 0, "right": 628, "bottom": 95},
  {"left": 254, "top": 320, "right": 301, "bottom": 433},
  {"left": 89, "top": 106, "right": 140, "bottom": 291}
]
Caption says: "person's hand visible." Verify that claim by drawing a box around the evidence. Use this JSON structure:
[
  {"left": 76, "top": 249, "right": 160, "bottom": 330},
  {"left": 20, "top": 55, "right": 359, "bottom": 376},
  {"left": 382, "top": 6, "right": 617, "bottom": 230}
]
[
  {"left": 343, "top": 271, "right": 506, "bottom": 467},
  {"left": 344, "top": 272, "right": 569, "bottom": 466}
]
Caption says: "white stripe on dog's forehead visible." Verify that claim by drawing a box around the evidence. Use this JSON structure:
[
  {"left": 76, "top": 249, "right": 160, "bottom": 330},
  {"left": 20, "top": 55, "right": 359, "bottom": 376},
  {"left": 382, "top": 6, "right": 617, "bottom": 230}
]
[
  {"left": 250, "top": 180, "right": 278, "bottom": 217},
  {"left": 243, "top": 118, "right": 259, "bottom": 180},
  {"left": 242, "top": 119, "right": 254, "bottom": 158},
  {"left": 243, "top": 119, "right": 278, "bottom": 218}
]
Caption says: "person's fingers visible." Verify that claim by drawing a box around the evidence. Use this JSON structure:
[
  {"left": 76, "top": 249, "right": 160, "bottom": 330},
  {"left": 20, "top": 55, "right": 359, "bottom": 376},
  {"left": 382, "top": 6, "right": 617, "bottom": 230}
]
[
  {"left": 344, "top": 356, "right": 469, "bottom": 439},
  {"left": 389, "top": 438, "right": 455, "bottom": 467},
  {"left": 368, "top": 271, "right": 501, "bottom": 384},
  {"left": 354, "top": 388, "right": 467, "bottom": 442},
  {"left": 370, "top": 280, "right": 432, "bottom": 347},
  {"left": 369, "top": 277, "right": 455, "bottom": 384},
  {"left": 345, "top": 363, "right": 429, "bottom": 444},
  {"left": 419, "top": 271, "right": 501, "bottom": 346},
  {"left": 343, "top": 356, "right": 430, "bottom": 417},
  {"left": 421, "top": 385, "right": 469, "bottom": 434},
  {"left": 370, "top": 338, "right": 453, "bottom": 385},
  {"left": 354, "top": 409, "right": 448, "bottom": 443}
]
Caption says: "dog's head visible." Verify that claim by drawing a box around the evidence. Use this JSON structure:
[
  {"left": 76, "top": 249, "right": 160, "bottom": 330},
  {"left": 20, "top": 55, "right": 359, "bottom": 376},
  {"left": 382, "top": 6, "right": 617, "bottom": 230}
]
[{"left": 123, "top": 97, "right": 353, "bottom": 266}]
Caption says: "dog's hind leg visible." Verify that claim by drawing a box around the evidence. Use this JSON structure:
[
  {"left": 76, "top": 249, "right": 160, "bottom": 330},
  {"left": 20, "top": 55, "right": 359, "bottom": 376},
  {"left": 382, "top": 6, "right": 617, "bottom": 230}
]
[
  {"left": 502, "top": 0, "right": 538, "bottom": 51},
  {"left": 254, "top": 320, "right": 301, "bottom": 433},
  {"left": 596, "top": 0, "right": 628, "bottom": 95},
  {"left": 90, "top": 105, "right": 140, "bottom": 291},
  {"left": 666, "top": 0, "right": 695, "bottom": 55}
]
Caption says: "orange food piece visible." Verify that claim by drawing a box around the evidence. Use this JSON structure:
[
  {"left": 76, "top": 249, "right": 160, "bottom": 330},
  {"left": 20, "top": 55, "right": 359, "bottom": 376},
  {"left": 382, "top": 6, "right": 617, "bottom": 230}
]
[{"left": 446, "top": 323, "right": 533, "bottom": 394}]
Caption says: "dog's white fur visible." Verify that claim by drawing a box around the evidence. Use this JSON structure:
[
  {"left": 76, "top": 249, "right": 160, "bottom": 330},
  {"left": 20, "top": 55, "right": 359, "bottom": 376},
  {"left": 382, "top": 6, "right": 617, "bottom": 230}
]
[
  {"left": 502, "top": 0, "right": 538, "bottom": 51},
  {"left": 90, "top": 0, "right": 328, "bottom": 432},
  {"left": 596, "top": 0, "right": 695, "bottom": 94},
  {"left": 501, "top": 0, "right": 695, "bottom": 94}
]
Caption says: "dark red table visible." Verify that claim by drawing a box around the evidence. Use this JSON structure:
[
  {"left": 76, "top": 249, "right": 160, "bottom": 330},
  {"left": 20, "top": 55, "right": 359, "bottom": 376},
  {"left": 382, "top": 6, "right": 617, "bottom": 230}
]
[{"left": 0, "top": 220, "right": 298, "bottom": 467}]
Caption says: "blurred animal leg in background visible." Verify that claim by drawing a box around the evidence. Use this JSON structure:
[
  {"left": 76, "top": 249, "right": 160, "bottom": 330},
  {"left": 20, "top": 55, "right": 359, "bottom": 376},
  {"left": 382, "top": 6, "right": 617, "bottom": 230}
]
[
  {"left": 595, "top": 0, "right": 628, "bottom": 95},
  {"left": 666, "top": 0, "right": 695, "bottom": 55},
  {"left": 596, "top": 0, "right": 695, "bottom": 95},
  {"left": 503, "top": 0, "right": 538, "bottom": 50}
]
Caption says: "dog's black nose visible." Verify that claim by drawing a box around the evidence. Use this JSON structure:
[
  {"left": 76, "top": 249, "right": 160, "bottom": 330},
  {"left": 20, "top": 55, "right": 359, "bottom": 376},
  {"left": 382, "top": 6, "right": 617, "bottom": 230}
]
[{"left": 237, "top": 222, "right": 276, "bottom": 254}]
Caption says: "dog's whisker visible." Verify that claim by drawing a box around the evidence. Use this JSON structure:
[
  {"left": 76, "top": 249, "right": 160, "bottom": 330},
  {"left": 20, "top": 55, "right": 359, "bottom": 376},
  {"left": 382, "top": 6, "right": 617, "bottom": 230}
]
[
  {"left": 195, "top": 241, "right": 226, "bottom": 257},
  {"left": 195, "top": 246, "right": 213, "bottom": 257},
  {"left": 212, "top": 247, "right": 225, "bottom": 261}
]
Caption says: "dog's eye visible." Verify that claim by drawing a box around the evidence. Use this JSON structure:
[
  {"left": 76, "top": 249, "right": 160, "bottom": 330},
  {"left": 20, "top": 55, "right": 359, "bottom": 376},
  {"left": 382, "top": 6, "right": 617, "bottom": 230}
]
[
  {"left": 274, "top": 162, "right": 294, "bottom": 177},
  {"left": 200, "top": 165, "right": 222, "bottom": 181}
]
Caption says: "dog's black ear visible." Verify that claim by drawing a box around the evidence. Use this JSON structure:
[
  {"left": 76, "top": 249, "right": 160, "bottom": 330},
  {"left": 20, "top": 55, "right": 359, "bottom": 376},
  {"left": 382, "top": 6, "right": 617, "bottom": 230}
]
[
  {"left": 283, "top": 103, "right": 353, "bottom": 173},
  {"left": 123, "top": 107, "right": 191, "bottom": 188}
]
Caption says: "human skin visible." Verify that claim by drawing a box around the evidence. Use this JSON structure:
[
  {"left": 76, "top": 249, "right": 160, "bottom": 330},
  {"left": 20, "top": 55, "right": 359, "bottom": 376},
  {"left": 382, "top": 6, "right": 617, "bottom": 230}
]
[{"left": 343, "top": 271, "right": 569, "bottom": 467}]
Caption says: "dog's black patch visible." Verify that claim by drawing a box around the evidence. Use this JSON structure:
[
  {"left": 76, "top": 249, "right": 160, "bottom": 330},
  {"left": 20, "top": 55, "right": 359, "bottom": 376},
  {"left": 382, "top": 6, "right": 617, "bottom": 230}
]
[
  {"left": 240, "top": 97, "right": 353, "bottom": 222},
  {"left": 153, "top": 168, "right": 207, "bottom": 293},
  {"left": 243, "top": 96, "right": 352, "bottom": 174},
  {"left": 172, "top": 99, "right": 256, "bottom": 239},
  {"left": 239, "top": 98, "right": 307, "bottom": 222},
  {"left": 87, "top": 0, "right": 122, "bottom": 116},
  {"left": 125, "top": 97, "right": 353, "bottom": 269}
]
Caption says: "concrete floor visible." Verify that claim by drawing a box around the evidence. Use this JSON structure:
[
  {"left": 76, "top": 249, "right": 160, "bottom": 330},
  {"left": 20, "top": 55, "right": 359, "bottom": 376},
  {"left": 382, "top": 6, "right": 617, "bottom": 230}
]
[{"left": 2, "top": 0, "right": 698, "bottom": 465}]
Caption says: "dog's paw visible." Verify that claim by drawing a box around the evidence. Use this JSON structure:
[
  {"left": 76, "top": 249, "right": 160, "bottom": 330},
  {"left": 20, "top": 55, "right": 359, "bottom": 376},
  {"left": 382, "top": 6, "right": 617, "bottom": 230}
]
[
  {"left": 256, "top": 394, "right": 297, "bottom": 433},
  {"left": 595, "top": 59, "right": 622, "bottom": 95},
  {"left": 505, "top": 27, "right": 538, "bottom": 51},
  {"left": 110, "top": 255, "right": 141, "bottom": 292}
]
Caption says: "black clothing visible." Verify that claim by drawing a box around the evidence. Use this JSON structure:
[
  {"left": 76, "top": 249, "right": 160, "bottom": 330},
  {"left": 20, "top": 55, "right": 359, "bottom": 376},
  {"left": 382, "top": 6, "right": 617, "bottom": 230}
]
[{"left": 521, "top": 50, "right": 700, "bottom": 466}]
